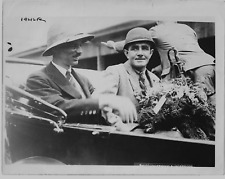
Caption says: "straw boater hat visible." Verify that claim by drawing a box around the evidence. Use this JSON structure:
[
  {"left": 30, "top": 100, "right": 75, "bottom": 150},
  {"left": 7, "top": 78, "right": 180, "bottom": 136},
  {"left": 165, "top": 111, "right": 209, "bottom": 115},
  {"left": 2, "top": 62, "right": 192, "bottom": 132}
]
[
  {"left": 124, "top": 27, "right": 155, "bottom": 49},
  {"left": 42, "top": 23, "right": 94, "bottom": 56}
]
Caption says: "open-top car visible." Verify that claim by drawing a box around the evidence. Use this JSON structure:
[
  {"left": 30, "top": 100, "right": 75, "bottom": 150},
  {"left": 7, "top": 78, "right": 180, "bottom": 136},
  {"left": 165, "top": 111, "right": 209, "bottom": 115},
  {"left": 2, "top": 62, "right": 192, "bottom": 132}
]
[{"left": 4, "top": 57, "right": 215, "bottom": 167}]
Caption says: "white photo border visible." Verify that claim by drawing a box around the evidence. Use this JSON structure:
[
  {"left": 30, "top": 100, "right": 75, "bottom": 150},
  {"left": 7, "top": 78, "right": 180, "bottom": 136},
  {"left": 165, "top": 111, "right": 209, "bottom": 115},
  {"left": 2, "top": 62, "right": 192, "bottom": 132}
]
[{"left": 1, "top": 0, "right": 225, "bottom": 175}]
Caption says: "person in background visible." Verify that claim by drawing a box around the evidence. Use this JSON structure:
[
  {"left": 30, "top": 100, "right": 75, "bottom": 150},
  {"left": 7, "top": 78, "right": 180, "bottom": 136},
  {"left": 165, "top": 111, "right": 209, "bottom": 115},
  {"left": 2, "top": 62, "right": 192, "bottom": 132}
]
[
  {"left": 25, "top": 22, "right": 137, "bottom": 125},
  {"left": 149, "top": 21, "right": 215, "bottom": 105},
  {"left": 102, "top": 21, "right": 215, "bottom": 105},
  {"left": 93, "top": 27, "right": 160, "bottom": 120}
]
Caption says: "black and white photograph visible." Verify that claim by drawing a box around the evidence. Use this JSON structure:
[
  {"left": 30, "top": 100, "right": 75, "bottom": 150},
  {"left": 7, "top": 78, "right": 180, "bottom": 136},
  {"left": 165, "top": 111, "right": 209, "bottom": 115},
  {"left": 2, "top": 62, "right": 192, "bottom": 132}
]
[{"left": 1, "top": 0, "right": 225, "bottom": 175}]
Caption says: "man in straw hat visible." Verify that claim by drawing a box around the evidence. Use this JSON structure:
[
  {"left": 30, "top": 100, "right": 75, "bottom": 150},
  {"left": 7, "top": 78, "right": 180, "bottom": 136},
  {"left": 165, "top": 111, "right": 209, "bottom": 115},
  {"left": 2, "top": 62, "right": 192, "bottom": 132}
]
[
  {"left": 26, "top": 23, "right": 137, "bottom": 124},
  {"left": 93, "top": 27, "right": 160, "bottom": 115}
]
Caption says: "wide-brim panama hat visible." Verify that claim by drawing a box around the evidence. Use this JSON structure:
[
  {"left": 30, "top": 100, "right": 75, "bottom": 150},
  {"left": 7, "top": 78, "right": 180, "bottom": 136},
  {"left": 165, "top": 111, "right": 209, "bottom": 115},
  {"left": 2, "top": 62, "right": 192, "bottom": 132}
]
[
  {"left": 42, "top": 23, "right": 94, "bottom": 56},
  {"left": 124, "top": 27, "right": 154, "bottom": 49}
]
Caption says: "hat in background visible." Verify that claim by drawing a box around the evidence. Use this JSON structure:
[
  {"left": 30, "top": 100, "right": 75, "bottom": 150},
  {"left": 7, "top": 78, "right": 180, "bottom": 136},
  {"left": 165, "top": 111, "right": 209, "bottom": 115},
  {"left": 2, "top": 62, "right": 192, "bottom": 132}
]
[
  {"left": 42, "top": 23, "right": 94, "bottom": 56},
  {"left": 124, "top": 27, "right": 154, "bottom": 49}
]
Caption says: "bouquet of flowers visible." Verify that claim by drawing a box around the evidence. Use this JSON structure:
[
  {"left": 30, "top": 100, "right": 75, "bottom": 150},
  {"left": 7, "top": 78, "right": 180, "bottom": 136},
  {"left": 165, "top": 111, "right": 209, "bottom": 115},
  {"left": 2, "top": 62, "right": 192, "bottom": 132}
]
[{"left": 135, "top": 77, "right": 215, "bottom": 141}]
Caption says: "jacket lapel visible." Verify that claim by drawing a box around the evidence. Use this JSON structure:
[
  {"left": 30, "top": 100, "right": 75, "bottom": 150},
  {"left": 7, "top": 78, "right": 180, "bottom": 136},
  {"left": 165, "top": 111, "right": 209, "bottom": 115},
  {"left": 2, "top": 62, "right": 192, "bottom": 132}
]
[
  {"left": 45, "top": 63, "right": 82, "bottom": 99},
  {"left": 145, "top": 70, "right": 153, "bottom": 87},
  {"left": 123, "top": 61, "right": 140, "bottom": 93},
  {"left": 71, "top": 69, "right": 90, "bottom": 98}
]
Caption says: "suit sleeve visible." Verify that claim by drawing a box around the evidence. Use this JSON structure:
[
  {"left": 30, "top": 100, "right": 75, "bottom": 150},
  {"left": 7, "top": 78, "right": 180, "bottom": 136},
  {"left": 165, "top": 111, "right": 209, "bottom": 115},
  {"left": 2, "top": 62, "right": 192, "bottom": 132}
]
[
  {"left": 92, "top": 66, "right": 120, "bottom": 97},
  {"left": 26, "top": 74, "right": 100, "bottom": 118},
  {"left": 149, "top": 71, "right": 160, "bottom": 83}
]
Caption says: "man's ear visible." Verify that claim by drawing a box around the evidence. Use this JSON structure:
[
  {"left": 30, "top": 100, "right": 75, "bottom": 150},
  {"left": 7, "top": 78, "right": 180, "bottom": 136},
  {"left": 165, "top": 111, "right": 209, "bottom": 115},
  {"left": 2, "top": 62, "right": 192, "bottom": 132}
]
[
  {"left": 150, "top": 49, "right": 154, "bottom": 55},
  {"left": 124, "top": 49, "right": 128, "bottom": 58}
]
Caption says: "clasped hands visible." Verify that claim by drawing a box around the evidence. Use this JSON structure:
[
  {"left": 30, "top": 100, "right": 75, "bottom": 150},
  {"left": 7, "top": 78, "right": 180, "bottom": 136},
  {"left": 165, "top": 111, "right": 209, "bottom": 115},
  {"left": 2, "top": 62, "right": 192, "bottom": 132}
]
[{"left": 99, "top": 94, "right": 137, "bottom": 124}]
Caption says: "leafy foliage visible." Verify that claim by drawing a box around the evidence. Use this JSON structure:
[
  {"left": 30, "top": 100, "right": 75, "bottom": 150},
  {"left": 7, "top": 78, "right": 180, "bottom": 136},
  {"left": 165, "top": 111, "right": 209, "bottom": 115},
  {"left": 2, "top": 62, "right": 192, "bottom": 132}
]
[{"left": 137, "top": 78, "right": 215, "bottom": 140}]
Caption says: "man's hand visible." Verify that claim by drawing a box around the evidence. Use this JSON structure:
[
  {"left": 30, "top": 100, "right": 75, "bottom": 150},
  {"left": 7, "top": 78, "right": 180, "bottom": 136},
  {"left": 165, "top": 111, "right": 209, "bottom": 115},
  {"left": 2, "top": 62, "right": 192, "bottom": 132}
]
[
  {"left": 99, "top": 95, "right": 137, "bottom": 123},
  {"left": 101, "top": 41, "right": 116, "bottom": 50},
  {"left": 101, "top": 40, "right": 125, "bottom": 52}
]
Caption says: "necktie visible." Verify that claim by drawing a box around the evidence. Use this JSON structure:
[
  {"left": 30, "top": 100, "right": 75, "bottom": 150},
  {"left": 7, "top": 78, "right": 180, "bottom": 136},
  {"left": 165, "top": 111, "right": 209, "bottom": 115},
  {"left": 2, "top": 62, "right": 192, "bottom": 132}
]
[
  {"left": 139, "top": 72, "right": 147, "bottom": 96},
  {"left": 66, "top": 70, "right": 76, "bottom": 87}
]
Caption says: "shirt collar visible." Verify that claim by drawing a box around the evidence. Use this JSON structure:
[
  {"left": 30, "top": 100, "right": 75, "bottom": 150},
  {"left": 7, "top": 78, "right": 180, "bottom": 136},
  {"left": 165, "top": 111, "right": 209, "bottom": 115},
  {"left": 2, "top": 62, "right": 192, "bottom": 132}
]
[
  {"left": 51, "top": 61, "right": 72, "bottom": 77},
  {"left": 134, "top": 69, "right": 146, "bottom": 76},
  {"left": 124, "top": 61, "right": 146, "bottom": 76}
]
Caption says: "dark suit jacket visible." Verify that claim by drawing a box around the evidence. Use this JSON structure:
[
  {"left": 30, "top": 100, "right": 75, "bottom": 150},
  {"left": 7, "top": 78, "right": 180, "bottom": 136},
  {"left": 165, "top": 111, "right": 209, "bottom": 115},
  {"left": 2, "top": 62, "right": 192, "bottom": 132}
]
[{"left": 26, "top": 62, "right": 100, "bottom": 122}]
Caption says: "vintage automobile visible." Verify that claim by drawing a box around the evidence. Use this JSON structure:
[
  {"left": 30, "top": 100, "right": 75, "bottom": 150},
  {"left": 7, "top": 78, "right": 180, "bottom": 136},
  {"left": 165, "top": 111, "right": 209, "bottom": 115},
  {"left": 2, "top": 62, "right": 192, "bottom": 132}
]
[{"left": 4, "top": 57, "right": 215, "bottom": 167}]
